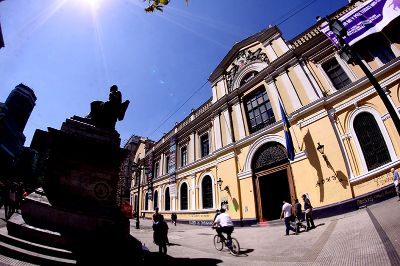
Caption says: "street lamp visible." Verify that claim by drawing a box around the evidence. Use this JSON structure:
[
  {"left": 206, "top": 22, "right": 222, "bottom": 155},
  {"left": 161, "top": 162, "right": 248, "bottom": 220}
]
[
  {"left": 217, "top": 177, "right": 229, "bottom": 192},
  {"left": 131, "top": 158, "right": 149, "bottom": 229},
  {"left": 318, "top": 16, "right": 400, "bottom": 135}
]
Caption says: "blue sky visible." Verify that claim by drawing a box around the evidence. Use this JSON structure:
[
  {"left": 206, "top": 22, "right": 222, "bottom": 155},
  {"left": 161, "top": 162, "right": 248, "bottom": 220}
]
[{"left": 0, "top": 0, "right": 348, "bottom": 146}]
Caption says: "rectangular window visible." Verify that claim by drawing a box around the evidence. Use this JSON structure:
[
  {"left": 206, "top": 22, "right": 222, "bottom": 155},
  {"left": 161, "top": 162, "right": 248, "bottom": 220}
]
[
  {"left": 165, "top": 156, "right": 170, "bottom": 174},
  {"left": 200, "top": 134, "right": 209, "bottom": 157},
  {"left": 181, "top": 146, "right": 187, "bottom": 167},
  {"left": 154, "top": 162, "right": 159, "bottom": 178},
  {"left": 244, "top": 86, "right": 275, "bottom": 133},
  {"left": 322, "top": 58, "right": 351, "bottom": 90}
]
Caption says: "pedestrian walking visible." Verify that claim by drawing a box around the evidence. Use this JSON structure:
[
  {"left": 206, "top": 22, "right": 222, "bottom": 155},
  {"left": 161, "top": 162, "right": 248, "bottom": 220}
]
[
  {"left": 152, "top": 207, "right": 162, "bottom": 223},
  {"left": 153, "top": 215, "right": 169, "bottom": 254},
  {"left": 294, "top": 198, "right": 307, "bottom": 233},
  {"left": 171, "top": 212, "right": 177, "bottom": 226},
  {"left": 392, "top": 168, "right": 400, "bottom": 201},
  {"left": 302, "top": 194, "right": 315, "bottom": 230},
  {"left": 280, "top": 200, "right": 296, "bottom": 236}
]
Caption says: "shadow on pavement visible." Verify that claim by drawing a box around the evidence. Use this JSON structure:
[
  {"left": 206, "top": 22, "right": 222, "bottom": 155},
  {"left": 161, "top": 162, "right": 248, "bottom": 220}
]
[
  {"left": 145, "top": 253, "right": 223, "bottom": 266},
  {"left": 167, "top": 242, "right": 181, "bottom": 246},
  {"left": 239, "top": 248, "right": 254, "bottom": 256}
]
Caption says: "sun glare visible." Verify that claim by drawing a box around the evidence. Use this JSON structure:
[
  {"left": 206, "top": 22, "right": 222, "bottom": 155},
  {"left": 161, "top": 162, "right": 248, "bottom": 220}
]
[{"left": 82, "top": 0, "right": 101, "bottom": 8}]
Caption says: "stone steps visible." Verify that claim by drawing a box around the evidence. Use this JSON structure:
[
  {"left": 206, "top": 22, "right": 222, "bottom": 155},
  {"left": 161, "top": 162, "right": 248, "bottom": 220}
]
[{"left": 0, "top": 227, "right": 76, "bottom": 265}]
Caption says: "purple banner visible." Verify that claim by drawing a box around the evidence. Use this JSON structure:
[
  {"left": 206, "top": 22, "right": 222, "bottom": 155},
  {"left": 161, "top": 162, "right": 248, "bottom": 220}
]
[{"left": 321, "top": 0, "right": 400, "bottom": 46}]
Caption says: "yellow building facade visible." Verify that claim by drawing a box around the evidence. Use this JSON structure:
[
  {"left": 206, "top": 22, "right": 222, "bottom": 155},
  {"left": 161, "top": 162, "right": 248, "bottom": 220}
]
[{"left": 131, "top": 0, "right": 400, "bottom": 225}]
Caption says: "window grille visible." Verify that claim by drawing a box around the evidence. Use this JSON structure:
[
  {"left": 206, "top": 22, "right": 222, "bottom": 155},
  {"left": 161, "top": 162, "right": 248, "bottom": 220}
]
[{"left": 244, "top": 87, "right": 275, "bottom": 133}]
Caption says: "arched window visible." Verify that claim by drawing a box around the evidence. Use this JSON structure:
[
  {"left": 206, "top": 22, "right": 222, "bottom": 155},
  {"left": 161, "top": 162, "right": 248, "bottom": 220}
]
[
  {"left": 153, "top": 190, "right": 158, "bottom": 210},
  {"left": 165, "top": 187, "right": 170, "bottom": 211},
  {"left": 202, "top": 175, "right": 213, "bottom": 209},
  {"left": 145, "top": 192, "right": 149, "bottom": 210},
  {"left": 180, "top": 183, "right": 188, "bottom": 210},
  {"left": 354, "top": 112, "right": 391, "bottom": 171}
]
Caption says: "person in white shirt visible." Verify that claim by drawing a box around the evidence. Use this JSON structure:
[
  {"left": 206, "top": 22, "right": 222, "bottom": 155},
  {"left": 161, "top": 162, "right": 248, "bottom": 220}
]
[
  {"left": 212, "top": 208, "right": 234, "bottom": 244},
  {"left": 280, "top": 200, "right": 296, "bottom": 236},
  {"left": 392, "top": 168, "right": 400, "bottom": 201}
]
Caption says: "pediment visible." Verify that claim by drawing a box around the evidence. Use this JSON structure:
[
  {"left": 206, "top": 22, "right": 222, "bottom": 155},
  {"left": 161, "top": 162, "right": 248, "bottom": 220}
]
[{"left": 209, "top": 25, "right": 280, "bottom": 83}]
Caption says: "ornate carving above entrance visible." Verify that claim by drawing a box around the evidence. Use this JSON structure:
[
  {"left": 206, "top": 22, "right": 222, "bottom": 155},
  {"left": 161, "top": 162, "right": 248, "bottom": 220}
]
[
  {"left": 252, "top": 142, "right": 288, "bottom": 170},
  {"left": 225, "top": 48, "right": 269, "bottom": 91}
]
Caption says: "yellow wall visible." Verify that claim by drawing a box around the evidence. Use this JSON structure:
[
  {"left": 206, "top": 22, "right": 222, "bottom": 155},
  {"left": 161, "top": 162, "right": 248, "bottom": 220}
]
[
  {"left": 294, "top": 116, "right": 353, "bottom": 207},
  {"left": 239, "top": 177, "right": 257, "bottom": 219},
  {"left": 352, "top": 170, "right": 395, "bottom": 198},
  {"left": 216, "top": 154, "right": 240, "bottom": 218}
]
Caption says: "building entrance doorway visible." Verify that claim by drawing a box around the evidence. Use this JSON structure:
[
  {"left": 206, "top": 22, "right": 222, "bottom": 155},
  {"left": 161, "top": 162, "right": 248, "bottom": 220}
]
[
  {"left": 251, "top": 142, "right": 295, "bottom": 222},
  {"left": 257, "top": 168, "right": 291, "bottom": 221}
]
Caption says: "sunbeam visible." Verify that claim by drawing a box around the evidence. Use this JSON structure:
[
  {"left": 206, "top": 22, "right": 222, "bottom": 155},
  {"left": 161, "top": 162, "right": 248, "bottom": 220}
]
[
  {"left": 89, "top": 1, "right": 110, "bottom": 92},
  {"left": 6, "top": 0, "right": 68, "bottom": 52}
]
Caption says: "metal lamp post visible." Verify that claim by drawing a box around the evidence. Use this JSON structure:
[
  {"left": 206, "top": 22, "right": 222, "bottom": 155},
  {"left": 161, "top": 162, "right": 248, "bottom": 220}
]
[
  {"left": 318, "top": 16, "right": 400, "bottom": 135},
  {"left": 132, "top": 159, "right": 149, "bottom": 229}
]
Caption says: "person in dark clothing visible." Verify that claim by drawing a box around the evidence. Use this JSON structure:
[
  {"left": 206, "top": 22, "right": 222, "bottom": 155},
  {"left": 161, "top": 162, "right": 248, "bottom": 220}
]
[
  {"left": 294, "top": 198, "right": 307, "bottom": 233},
  {"left": 213, "top": 209, "right": 221, "bottom": 222},
  {"left": 153, "top": 215, "right": 169, "bottom": 254},
  {"left": 152, "top": 207, "right": 162, "bottom": 223},
  {"left": 171, "top": 212, "right": 177, "bottom": 226},
  {"left": 302, "top": 194, "right": 316, "bottom": 230}
]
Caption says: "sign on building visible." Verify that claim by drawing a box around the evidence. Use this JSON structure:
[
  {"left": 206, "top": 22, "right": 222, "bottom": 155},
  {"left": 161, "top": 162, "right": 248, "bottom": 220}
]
[{"left": 321, "top": 0, "right": 400, "bottom": 46}]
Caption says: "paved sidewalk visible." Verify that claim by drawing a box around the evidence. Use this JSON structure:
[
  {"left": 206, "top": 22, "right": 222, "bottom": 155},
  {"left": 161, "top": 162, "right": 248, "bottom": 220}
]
[
  {"left": 0, "top": 197, "right": 399, "bottom": 265},
  {"left": 130, "top": 197, "right": 400, "bottom": 266}
]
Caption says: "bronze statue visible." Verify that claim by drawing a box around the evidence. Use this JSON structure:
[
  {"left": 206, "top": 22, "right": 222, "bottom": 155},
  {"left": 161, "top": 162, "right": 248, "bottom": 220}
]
[{"left": 86, "top": 85, "right": 130, "bottom": 129}]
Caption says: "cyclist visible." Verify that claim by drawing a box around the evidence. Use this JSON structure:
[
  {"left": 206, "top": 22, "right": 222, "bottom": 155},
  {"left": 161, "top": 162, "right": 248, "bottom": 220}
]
[{"left": 212, "top": 208, "right": 234, "bottom": 246}]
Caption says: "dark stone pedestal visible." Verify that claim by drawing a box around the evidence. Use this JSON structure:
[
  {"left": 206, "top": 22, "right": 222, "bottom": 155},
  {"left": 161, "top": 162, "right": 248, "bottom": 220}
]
[{"left": 7, "top": 116, "right": 143, "bottom": 264}]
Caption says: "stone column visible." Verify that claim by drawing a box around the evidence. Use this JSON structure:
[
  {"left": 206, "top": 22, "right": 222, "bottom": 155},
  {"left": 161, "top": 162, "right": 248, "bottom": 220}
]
[
  {"left": 222, "top": 109, "right": 233, "bottom": 145},
  {"left": 266, "top": 80, "right": 282, "bottom": 121},
  {"left": 279, "top": 71, "right": 302, "bottom": 110},
  {"left": 293, "top": 64, "right": 319, "bottom": 102},
  {"left": 233, "top": 102, "right": 246, "bottom": 140}
]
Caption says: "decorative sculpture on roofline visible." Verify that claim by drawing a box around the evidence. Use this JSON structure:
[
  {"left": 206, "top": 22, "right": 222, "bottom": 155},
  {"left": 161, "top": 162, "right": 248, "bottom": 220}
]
[{"left": 86, "top": 85, "right": 130, "bottom": 129}]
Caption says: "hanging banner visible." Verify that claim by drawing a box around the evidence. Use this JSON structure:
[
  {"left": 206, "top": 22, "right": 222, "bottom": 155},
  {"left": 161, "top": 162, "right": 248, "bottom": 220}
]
[
  {"left": 168, "top": 135, "right": 177, "bottom": 174},
  {"left": 321, "top": 0, "right": 400, "bottom": 46},
  {"left": 147, "top": 152, "right": 153, "bottom": 200},
  {"left": 169, "top": 135, "right": 177, "bottom": 197}
]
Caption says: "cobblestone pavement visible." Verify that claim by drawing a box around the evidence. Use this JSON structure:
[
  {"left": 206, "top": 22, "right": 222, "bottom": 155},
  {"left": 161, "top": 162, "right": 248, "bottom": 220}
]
[{"left": 0, "top": 197, "right": 399, "bottom": 265}]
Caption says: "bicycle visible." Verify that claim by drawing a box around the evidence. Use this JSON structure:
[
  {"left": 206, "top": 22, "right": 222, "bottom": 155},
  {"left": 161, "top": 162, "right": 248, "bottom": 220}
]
[{"left": 212, "top": 227, "right": 240, "bottom": 256}]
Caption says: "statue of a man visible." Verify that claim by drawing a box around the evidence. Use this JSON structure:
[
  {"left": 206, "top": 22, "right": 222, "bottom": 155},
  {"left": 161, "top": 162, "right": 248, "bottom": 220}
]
[{"left": 86, "top": 85, "right": 130, "bottom": 129}]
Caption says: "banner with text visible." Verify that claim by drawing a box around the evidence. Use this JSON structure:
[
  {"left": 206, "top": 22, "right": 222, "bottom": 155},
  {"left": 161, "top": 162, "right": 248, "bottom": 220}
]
[
  {"left": 321, "top": 0, "right": 400, "bottom": 46},
  {"left": 147, "top": 152, "right": 153, "bottom": 200},
  {"left": 169, "top": 136, "right": 177, "bottom": 197}
]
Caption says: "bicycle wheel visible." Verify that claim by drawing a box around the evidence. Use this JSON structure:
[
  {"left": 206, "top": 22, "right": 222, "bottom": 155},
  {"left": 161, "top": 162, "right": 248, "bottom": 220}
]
[
  {"left": 228, "top": 238, "right": 240, "bottom": 256},
  {"left": 213, "top": 235, "right": 224, "bottom": 251}
]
